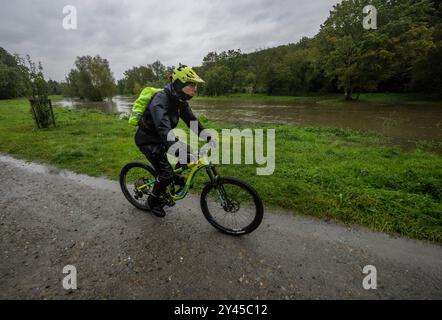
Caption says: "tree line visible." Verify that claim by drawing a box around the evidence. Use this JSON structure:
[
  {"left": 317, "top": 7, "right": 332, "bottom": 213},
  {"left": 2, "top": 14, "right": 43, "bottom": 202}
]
[
  {"left": 194, "top": 0, "right": 442, "bottom": 100},
  {"left": 1, "top": 0, "right": 441, "bottom": 101}
]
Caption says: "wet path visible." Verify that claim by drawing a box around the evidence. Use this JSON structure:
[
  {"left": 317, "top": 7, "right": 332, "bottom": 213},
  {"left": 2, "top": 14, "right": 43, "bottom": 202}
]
[{"left": 1, "top": 154, "right": 441, "bottom": 299}]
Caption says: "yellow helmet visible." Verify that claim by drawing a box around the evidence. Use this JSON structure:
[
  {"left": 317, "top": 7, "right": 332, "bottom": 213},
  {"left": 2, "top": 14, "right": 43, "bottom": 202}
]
[{"left": 172, "top": 64, "right": 205, "bottom": 84}]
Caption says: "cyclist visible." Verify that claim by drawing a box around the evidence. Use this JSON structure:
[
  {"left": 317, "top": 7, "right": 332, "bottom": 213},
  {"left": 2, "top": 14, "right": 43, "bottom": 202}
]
[{"left": 134, "top": 64, "right": 212, "bottom": 218}]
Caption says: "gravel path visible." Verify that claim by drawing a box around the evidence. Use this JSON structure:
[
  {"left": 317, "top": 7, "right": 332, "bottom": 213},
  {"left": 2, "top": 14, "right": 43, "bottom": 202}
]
[{"left": 0, "top": 154, "right": 441, "bottom": 299}]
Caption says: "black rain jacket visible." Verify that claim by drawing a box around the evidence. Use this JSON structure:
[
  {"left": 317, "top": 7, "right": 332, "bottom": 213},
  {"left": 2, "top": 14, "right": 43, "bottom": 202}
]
[{"left": 135, "top": 84, "right": 206, "bottom": 151}]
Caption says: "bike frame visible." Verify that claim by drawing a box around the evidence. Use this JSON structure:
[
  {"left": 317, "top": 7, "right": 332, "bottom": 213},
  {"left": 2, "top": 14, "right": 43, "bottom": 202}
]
[{"left": 135, "top": 156, "right": 218, "bottom": 201}]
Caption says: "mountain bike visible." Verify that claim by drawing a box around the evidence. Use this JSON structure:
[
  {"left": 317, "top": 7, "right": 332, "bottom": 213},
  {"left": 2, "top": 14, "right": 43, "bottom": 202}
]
[{"left": 119, "top": 146, "right": 264, "bottom": 235}]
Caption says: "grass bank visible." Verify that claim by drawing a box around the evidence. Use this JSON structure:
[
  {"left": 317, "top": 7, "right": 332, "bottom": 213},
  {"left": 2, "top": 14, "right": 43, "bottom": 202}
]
[{"left": 1, "top": 98, "right": 441, "bottom": 242}]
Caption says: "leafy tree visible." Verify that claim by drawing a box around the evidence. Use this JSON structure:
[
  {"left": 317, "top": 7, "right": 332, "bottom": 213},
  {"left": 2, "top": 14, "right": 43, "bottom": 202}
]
[
  {"left": 202, "top": 51, "right": 219, "bottom": 68},
  {"left": 122, "top": 66, "right": 155, "bottom": 94},
  {"left": 118, "top": 61, "right": 171, "bottom": 95},
  {"left": 232, "top": 69, "right": 255, "bottom": 93},
  {"left": 318, "top": 0, "right": 435, "bottom": 99},
  {"left": 202, "top": 65, "right": 233, "bottom": 96},
  {"left": 64, "top": 69, "right": 81, "bottom": 98},
  {"left": 379, "top": 0, "right": 436, "bottom": 91},
  {"left": 283, "top": 48, "right": 322, "bottom": 94},
  {"left": 64, "top": 55, "right": 116, "bottom": 101},
  {"left": 264, "top": 62, "right": 291, "bottom": 95},
  {"left": 19, "top": 55, "right": 56, "bottom": 128},
  {"left": 0, "top": 47, "right": 28, "bottom": 99},
  {"left": 412, "top": 22, "right": 442, "bottom": 94},
  {"left": 149, "top": 60, "right": 169, "bottom": 87},
  {"left": 47, "top": 79, "right": 62, "bottom": 95},
  {"left": 117, "top": 79, "right": 125, "bottom": 95}
]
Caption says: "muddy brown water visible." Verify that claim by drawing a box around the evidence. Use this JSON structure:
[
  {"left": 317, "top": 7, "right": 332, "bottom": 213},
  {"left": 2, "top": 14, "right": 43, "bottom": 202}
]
[{"left": 55, "top": 96, "right": 442, "bottom": 153}]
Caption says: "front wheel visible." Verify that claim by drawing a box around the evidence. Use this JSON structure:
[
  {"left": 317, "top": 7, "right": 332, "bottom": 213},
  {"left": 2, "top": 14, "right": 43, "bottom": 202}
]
[{"left": 200, "top": 177, "right": 264, "bottom": 236}]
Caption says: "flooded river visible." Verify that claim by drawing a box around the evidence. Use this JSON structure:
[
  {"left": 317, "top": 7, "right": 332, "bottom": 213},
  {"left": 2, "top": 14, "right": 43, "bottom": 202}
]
[{"left": 55, "top": 96, "right": 442, "bottom": 152}]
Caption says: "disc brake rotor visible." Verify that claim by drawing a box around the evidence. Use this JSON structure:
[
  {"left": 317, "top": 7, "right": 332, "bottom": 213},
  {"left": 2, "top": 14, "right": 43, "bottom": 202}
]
[{"left": 224, "top": 199, "right": 240, "bottom": 213}]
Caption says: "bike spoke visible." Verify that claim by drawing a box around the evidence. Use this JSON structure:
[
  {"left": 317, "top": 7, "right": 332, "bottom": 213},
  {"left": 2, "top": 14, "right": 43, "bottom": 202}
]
[{"left": 205, "top": 181, "right": 257, "bottom": 232}]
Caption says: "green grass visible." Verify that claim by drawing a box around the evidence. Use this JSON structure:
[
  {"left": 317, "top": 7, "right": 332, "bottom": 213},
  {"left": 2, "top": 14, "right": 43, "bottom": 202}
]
[
  {"left": 1, "top": 97, "right": 441, "bottom": 242},
  {"left": 194, "top": 93, "right": 442, "bottom": 106}
]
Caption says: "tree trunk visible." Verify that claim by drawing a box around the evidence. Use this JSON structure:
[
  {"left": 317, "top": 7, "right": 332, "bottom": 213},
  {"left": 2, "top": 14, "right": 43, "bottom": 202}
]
[{"left": 344, "top": 86, "right": 353, "bottom": 101}]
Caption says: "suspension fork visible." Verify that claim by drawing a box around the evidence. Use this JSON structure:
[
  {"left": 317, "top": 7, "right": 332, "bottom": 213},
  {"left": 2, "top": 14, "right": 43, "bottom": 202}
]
[{"left": 206, "top": 165, "right": 230, "bottom": 208}]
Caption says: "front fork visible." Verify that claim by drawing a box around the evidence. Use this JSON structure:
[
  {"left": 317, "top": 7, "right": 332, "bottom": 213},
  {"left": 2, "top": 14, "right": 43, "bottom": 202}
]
[{"left": 206, "top": 166, "right": 231, "bottom": 210}]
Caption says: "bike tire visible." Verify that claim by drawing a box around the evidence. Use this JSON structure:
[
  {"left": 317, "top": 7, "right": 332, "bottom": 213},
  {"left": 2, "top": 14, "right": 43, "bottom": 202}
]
[
  {"left": 200, "top": 176, "right": 264, "bottom": 236},
  {"left": 119, "top": 162, "right": 157, "bottom": 211}
]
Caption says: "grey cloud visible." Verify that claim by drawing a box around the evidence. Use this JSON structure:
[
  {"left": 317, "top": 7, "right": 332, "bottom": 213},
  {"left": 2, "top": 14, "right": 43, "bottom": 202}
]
[{"left": 0, "top": 0, "right": 339, "bottom": 81}]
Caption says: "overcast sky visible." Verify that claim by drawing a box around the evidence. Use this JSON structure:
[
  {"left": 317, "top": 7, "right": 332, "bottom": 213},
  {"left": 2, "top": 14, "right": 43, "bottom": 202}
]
[{"left": 0, "top": 0, "right": 340, "bottom": 81}]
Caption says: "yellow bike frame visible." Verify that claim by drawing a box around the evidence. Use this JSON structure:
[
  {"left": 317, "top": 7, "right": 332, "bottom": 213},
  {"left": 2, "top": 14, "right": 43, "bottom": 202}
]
[{"left": 136, "top": 156, "right": 213, "bottom": 202}]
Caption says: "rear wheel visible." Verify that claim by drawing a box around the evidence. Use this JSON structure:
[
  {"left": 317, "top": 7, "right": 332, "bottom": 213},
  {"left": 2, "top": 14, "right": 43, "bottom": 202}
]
[
  {"left": 200, "top": 177, "right": 264, "bottom": 235},
  {"left": 120, "top": 162, "right": 157, "bottom": 211}
]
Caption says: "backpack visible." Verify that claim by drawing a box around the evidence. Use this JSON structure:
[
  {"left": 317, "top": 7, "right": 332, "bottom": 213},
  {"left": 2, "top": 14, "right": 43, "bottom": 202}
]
[{"left": 128, "top": 87, "right": 163, "bottom": 126}]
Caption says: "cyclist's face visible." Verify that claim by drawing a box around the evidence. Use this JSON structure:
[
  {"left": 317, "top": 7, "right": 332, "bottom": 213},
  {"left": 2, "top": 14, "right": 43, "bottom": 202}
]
[{"left": 182, "top": 83, "right": 197, "bottom": 96}]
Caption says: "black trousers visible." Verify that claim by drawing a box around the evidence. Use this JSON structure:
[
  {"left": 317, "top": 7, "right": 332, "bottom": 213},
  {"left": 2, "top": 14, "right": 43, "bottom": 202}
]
[
  {"left": 135, "top": 127, "right": 192, "bottom": 197},
  {"left": 138, "top": 143, "right": 174, "bottom": 197}
]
